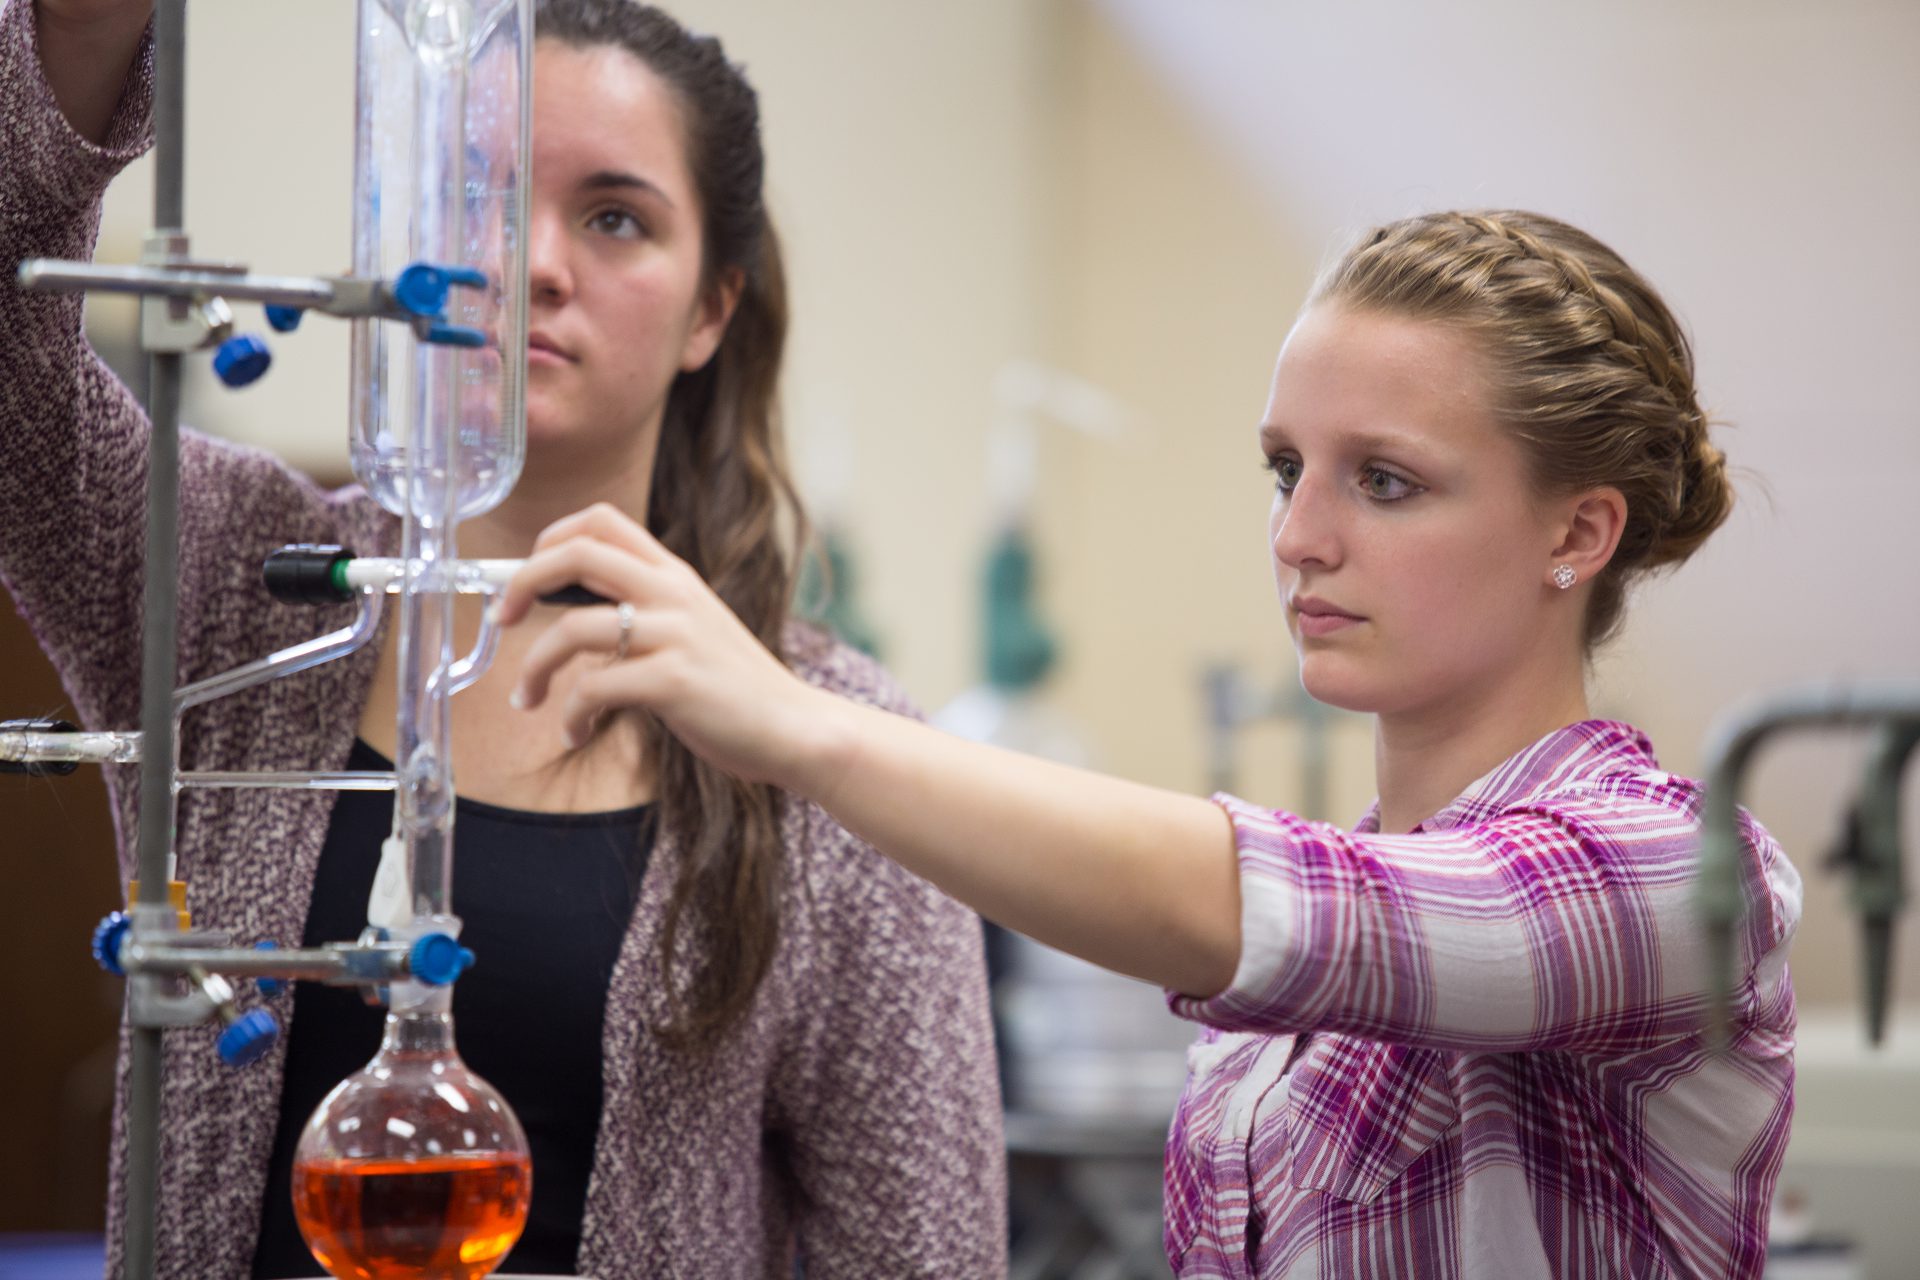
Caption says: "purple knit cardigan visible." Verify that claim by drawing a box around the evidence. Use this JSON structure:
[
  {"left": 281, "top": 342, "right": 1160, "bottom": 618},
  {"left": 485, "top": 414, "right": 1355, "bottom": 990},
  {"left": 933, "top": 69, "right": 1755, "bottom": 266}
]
[{"left": 0, "top": 6, "right": 1006, "bottom": 1276}]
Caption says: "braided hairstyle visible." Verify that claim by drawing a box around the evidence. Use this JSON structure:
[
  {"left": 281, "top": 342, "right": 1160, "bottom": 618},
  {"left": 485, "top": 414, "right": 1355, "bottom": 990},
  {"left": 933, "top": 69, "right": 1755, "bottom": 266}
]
[{"left": 1312, "top": 210, "right": 1733, "bottom": 646}]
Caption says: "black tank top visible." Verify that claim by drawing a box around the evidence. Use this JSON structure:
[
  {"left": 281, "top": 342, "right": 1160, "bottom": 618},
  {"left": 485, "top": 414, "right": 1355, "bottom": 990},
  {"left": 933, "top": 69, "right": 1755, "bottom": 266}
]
[{"left": 251, "top": 739, "right": 655, "bottom": 1278}]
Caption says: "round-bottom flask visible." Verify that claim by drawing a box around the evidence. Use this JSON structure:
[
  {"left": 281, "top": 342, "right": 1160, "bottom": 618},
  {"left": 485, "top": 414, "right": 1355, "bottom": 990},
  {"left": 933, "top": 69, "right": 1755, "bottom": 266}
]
[{"left": 291, "top": 1007, "right": 530, "bottom": 1280}]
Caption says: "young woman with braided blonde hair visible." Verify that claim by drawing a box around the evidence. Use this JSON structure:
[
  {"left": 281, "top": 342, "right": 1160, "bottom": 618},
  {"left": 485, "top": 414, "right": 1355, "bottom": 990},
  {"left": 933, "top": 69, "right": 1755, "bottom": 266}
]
[{"left": 495, "top": 206, "right": 1800, "bottom": 1278}]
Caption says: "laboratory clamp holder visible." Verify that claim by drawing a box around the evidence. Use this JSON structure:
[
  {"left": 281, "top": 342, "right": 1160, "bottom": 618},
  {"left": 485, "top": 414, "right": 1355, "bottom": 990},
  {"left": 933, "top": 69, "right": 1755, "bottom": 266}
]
[{"left": 0, "top": 1, "right": 616, "bottom": 1277}]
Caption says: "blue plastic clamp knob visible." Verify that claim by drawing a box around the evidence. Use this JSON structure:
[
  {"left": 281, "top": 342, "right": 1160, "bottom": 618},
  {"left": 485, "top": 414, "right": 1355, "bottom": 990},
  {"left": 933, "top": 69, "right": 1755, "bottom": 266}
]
[
  {"left": 212, "top": 334, "right": 272, "bottom": 387},
  {"left": 217, "top": 1008, "right": 280, "bottom": 1067},
  {"left": 408, "top": 933, "right": 475, "bottom": 986},
  {"left": 264, "top": 304, "right": 305, "bottom": 333},
  {"left": 91, "top": 911, "right": 131, "bottom": 976},
  {"left": 443, "top": 265, "right": 488, "bottom": 289},
  {"left": 392, "top": 263, "right": 452, "bottom": 318},
  {"left": 253, "top": 940, "right": 287, "bottom": 999}
]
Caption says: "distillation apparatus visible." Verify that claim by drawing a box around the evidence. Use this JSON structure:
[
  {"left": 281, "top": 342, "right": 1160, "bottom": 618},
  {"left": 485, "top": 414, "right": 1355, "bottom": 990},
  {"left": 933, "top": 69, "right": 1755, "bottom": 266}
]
[{"left": 2, "top": 2, "right": 557, "bottom": 1277}]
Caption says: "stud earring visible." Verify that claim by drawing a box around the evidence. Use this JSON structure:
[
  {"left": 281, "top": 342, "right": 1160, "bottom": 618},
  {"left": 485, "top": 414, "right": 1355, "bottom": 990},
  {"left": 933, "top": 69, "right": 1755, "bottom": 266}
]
[{"left": 1553, "top": 564, "right": 1577, "bottom": 590}]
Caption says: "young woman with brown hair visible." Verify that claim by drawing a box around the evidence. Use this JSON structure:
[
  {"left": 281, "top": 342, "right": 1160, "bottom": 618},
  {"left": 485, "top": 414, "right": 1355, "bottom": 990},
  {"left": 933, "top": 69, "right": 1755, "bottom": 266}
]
[{"left": 1, "top": 1, "right": 1004, "bottom": 1276}]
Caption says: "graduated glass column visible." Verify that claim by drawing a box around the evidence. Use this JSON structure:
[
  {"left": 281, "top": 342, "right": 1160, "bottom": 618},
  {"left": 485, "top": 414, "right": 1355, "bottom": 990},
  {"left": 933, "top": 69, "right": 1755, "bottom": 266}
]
[
  {"left": 348, "top": 0, "right": 531, "bottom": 926},
  {"left": 350, "top": 0, "right": 529, "bottom": 521},
  {"left": 295, "top": 4, "right": 534, "bottom": 1279},
  {"left": 397, "top": 0, "right": 468, "bottom": 943},
  {"left": 342, "top": 0, "right": 532, "bottom": 981}
]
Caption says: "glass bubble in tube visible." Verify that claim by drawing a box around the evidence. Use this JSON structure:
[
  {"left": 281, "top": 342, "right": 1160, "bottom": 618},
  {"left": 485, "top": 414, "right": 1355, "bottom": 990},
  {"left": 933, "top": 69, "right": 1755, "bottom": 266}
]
[{"left": 350, "top": 0, "right": 531, "bottom": 520}]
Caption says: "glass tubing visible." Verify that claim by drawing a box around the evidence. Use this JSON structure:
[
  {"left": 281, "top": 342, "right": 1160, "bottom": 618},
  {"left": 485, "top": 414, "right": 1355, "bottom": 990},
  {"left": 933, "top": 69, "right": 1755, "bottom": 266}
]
[
  {"left": 117, "top": 1, "right": 531, "bottom": 917},
  {"left": 246, "top": 1, "right": 533, "bottom": 928},
  {"left": 366, "top": 0, "right": 530, "bottom": 945},
  {"left": 1, "top": 3, "right": 532, "bottom": 906}
]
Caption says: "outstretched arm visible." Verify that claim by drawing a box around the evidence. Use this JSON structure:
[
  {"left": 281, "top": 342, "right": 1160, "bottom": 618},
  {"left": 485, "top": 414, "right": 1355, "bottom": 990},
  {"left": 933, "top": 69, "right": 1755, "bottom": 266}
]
[
  {"left": 494, "top": 505, "right": 1803, "bottom": 1055},
  {"left": 1, "top": 0, "right": 158, "bottom": 735},
  {"left": 494, "top": 503, "right": 1244, "bottom": 998},
  {"left": 1175, "top": 793, "right": 1798, "bottom": 1052}
]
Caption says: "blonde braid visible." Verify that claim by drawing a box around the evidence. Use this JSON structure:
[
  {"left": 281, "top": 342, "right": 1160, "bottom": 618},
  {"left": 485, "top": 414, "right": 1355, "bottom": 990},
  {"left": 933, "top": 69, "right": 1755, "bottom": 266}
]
[{"left": 1312, "top": 209, "right": 1734, "bottom": 645}]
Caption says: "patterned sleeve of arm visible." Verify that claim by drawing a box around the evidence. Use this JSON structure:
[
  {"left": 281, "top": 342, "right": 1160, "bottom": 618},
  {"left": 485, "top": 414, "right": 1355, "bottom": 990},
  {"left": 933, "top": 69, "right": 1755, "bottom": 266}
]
[
  {"left": 1170, "top": 786, "right": 1799, "bottom": 1055},
  {"left": 0, "top": 0, "right": 161, "bottom": 723},
  {"left": 775, "top": 638, "right": 1009, "bottom": 1279},
  {"left": 1, "top": 3, "right": 351, "bottom": 745}
]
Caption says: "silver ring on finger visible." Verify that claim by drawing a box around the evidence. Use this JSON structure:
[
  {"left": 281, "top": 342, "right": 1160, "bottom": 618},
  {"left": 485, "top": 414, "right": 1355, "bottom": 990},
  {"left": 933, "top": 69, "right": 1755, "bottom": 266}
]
[{"left": 614, "top": 601, "right": 635, "bottom": 662}]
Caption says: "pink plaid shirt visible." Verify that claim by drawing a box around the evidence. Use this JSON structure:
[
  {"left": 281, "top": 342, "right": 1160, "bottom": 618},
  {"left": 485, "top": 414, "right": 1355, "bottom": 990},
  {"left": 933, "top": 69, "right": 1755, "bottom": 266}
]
[{"left": 1165, "top": 720, "right": 1799, "bottom": 1278}]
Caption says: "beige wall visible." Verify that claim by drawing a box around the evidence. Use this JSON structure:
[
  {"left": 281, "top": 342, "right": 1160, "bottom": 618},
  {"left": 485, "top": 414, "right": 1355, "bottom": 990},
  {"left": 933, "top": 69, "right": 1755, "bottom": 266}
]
[
  {"left": 96, "top": 3, "right": 354, "bottom": 468},
  {"left": 95, "top": 1, "right": 1916, "bottom": 1022},
  {"left": 672, "top": 0, "right": 1054, "bottom": 707}
]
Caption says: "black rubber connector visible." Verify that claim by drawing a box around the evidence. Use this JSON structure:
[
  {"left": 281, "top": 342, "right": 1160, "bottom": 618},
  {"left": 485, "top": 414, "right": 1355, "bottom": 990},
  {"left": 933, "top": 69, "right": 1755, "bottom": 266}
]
[
  {"left": 264, "top": 545, "right": 356, "bottom": 604},
  {"left": 0, "top": 718, "right": 80, "bottom": 776}
]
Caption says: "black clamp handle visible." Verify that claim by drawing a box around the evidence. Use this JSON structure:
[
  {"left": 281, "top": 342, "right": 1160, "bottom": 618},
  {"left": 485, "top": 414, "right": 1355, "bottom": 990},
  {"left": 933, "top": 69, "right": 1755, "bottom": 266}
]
[
  {"left": 264, "top": 545, "right": 356, "bottom": 604},
  {"left": 264, "top": 544, "right": 608, "bottom": 607}
]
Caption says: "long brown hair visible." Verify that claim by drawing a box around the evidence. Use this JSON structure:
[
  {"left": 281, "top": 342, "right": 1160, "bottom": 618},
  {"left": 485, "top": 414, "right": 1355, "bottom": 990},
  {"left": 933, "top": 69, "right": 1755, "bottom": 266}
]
[
  {"left": 1312, "top": 210, "right": 1734, "bottom": 647},
  {"left": 538, "top": 0, "right": 810, "bottom": 1051}
]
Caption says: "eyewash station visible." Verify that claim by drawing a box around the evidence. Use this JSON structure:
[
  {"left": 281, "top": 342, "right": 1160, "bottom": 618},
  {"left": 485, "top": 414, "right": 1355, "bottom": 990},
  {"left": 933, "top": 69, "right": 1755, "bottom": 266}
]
[{"left": 0, "top": 1, "right": 608, "bottom": 1276}]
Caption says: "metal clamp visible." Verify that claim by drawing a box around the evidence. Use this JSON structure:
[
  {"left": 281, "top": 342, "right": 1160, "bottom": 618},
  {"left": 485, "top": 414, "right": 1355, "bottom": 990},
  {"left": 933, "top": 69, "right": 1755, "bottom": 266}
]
[
  {"left": 136, "top": 233, "right": 242, "bottom": 353},
  {"left": 17, "top": 250, "right": 489, "bottom": 348}
]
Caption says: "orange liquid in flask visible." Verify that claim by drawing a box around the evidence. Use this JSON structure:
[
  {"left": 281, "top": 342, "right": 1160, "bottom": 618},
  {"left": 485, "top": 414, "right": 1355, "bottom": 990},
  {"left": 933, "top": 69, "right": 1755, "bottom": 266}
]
[{"left": 292, "top": 1152, "right": 531, "bottom": 1280}]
